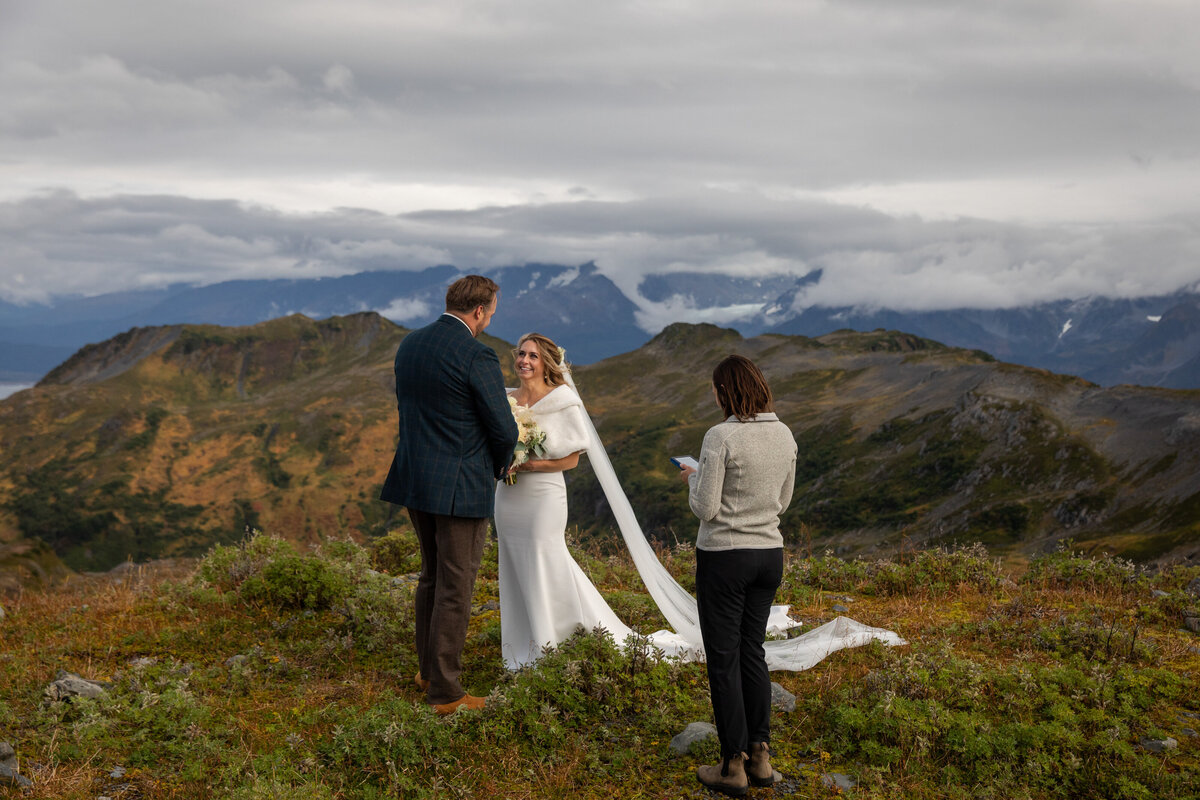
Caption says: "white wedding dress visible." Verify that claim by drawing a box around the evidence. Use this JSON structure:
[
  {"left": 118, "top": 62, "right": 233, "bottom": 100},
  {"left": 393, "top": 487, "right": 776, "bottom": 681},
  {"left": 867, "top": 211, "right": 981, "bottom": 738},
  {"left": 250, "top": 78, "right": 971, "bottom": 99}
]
[
  {"left": 494, "top": 377, "right": 905, "bottom": 671},
  {"left": 495, "top": 385, "right": 695, "bottom": 668}
]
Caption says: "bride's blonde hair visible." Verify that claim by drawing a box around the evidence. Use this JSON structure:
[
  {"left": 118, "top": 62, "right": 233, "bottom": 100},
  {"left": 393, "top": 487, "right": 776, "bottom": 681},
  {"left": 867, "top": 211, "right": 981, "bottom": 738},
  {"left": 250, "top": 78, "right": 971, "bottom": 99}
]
[{"left": 514, "top": 332, "right": 568, "bottom": 387}]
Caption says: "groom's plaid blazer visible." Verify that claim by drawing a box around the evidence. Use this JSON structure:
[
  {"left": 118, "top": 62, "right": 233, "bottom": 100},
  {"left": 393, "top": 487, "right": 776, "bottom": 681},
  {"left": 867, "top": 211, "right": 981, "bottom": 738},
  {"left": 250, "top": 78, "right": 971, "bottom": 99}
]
[{"left": 380, "top": 314, "right": 519, "bottom": 519}]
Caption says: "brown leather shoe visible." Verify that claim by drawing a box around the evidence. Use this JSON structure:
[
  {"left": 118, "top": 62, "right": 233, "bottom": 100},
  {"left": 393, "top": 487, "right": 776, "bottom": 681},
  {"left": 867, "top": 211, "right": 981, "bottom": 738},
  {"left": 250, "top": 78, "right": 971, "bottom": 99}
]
[
  {"left": 414, "top": 672, "right": 430, "bottom": 692},
  {"left": 696, "top": 755, "right": 748, "bottom": 797},
  {"left": 431, "top": 693, "right": 486, "bottom": 716},
  {"left": 747, "top": 741, "right": 783, "bottom": 786}
]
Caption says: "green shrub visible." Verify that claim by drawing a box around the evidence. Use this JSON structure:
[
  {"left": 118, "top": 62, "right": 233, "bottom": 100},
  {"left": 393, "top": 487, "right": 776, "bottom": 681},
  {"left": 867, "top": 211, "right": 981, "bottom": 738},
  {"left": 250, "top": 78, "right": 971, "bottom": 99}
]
[
  {"left": 199, "top": 533, "right": 351, "bottom": 610},
  {"left": 785, "top": 543, "right": 1003, "bottom": 597},
  {"left": 239, "top": 554, "right": 351, "bottom": 610},
  {"left": 822, "top": 644, "right": 1189, "bottom": 799},
  {"left": 369, "top": 528, "right": 422, "bottom": 575},
  {"left": 1021, "top": 541, "right": 1148, "bottom": 593},
  {"left": 45, "top": 663, "right": 231, "bottom": 782}
]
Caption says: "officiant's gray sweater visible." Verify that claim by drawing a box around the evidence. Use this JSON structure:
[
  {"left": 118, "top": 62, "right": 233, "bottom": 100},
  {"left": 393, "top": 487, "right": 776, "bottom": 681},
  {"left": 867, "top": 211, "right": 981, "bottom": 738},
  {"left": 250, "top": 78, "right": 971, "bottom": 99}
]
[{"left": 687, "top": 412, "right": 798, "bottom": 551}]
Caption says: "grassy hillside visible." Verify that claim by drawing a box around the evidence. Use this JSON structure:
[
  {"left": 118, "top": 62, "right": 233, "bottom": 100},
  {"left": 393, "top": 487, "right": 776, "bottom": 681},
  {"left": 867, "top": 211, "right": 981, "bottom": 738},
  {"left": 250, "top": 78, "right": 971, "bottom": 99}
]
[
  {"left": 2, "top": 315, "right": 1199, "bottom": 573},
  {"left": 0, "top": 534, "right": 1197, "bottom": 798},
  {"left": 569, "top": 324, "right": 1200, "bottom": 564},
  {"left": 0, "top": 314, "right": 514, "bottom": 571}
]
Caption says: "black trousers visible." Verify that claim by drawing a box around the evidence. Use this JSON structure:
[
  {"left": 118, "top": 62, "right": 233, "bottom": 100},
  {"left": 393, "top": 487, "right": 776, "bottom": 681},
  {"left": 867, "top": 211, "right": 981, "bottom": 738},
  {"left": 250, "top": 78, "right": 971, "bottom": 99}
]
[
  {"left": 408, "top": 509, "right": 488, "bottom": 705},
  {"left": 696, "top": 547, "right": 783, "bottom": 760}
]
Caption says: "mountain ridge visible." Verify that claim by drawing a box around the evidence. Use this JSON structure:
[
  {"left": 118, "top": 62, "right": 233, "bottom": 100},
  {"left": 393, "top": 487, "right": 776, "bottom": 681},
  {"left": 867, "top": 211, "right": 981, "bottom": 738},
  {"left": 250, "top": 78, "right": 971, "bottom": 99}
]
[
  {"left": 4, "top": 313, "right": 1197, "bottom": 573},
  {"left": 4, "top": 264, "right": 1200, "bottom": 388}
]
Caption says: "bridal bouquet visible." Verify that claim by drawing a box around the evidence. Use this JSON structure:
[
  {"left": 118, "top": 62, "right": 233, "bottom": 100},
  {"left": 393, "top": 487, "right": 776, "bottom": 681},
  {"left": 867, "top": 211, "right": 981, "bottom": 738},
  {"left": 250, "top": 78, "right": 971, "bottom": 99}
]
[{"left": 505, "top": 396, "right": 547, "bottom": 485}]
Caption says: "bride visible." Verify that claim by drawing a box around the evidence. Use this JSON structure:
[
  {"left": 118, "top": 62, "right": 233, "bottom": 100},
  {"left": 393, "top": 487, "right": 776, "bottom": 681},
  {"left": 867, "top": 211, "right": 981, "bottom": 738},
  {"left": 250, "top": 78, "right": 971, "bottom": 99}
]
[{"left": 494, "top": 332, "right": 903, "bottom": 671}]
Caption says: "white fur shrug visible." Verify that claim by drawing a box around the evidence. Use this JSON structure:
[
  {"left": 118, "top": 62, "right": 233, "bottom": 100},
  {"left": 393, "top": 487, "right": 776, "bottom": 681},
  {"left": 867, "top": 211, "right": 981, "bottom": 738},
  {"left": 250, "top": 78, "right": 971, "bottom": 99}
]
[{"left": 508, "top": 384, "right": 591, "bottom": 461}]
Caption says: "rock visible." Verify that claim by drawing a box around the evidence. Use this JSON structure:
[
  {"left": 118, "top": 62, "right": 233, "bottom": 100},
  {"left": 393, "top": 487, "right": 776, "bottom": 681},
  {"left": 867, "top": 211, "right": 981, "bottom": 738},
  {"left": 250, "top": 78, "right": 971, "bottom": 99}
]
[
  {"left": 770, "top": 682, "right": 797, "bottom": 713},
  {"left": 1151, "top": 590, "right": 1170, "bottom": 599},
  {"left": 0, "top": 603, "right": 6, "bottom": 621},
  {"left": 832, "top": 604, "right": 850, "bottom": 613},
  {"left": 473, "top": 600, "right": 500, "bottom": 614},
  {"left": 44, "top": 672, "right": 107, "bottom": 702},
  {"left": 821, "top": 772, "right": 857, "bottom": 790},
  {"left": 0, "top": 762, "right": 34, "bottom": 788},
  {"left": 0, "top": 744, "right": 32, "bottom": 788},
  {"left": 669, "top": 722, "right": 717, "bottom": 755},
  {"left": 1186, "top": 577, "right": 1200, "bottom": 597},
  {"left": 1140, "top": 737, "right": 1178, "bottom": 753},
  {"left": 225, "top": 654, "right": 247, "bottom": 668},
  {"left": 1183, "top": 728, "right": 1198, "bottom": 738},
  {"left": 127, "top": 657, "right": 156, "bottom": 668},
  {"left": 110, "top": 766, "right": 126, "bottom": 779},
  {"left": 1184, "top": 616, "right": 1200, "bottom": 634}
]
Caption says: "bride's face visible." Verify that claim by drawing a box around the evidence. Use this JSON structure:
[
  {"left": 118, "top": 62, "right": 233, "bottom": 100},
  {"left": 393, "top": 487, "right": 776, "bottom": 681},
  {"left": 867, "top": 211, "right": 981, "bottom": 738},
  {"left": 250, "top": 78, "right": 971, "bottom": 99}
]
[{"left": 515, "top": 340, "right": 545, "bottom": 384}]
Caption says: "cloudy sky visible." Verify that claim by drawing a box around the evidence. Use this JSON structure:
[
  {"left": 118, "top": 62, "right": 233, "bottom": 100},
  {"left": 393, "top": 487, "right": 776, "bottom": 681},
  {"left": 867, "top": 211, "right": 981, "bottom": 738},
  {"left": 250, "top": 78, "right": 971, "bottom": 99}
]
[{"left": 2, "top": 0, "right": 1200, "bottom": 316}]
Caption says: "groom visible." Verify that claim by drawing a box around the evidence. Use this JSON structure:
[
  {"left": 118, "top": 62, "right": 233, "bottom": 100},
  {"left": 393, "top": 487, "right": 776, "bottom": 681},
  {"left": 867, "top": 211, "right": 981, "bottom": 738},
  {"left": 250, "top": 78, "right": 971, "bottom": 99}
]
[{"left": 380, "top": 275, "right": 519, "bottom": 715}]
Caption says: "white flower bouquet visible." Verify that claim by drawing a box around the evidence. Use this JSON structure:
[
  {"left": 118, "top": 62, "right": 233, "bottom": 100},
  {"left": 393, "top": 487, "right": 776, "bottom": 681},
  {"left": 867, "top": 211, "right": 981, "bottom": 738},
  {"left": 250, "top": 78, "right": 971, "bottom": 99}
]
[{"left": 505, "top": 395, "right": 547, "bottom": 484}]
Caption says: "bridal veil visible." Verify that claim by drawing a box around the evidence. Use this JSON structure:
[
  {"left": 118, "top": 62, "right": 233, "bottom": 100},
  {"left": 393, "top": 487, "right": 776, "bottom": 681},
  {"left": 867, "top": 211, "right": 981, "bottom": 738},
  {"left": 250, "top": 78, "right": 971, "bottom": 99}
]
[{"left": 561, "top": 367, "right": 905, "bottom": 671}]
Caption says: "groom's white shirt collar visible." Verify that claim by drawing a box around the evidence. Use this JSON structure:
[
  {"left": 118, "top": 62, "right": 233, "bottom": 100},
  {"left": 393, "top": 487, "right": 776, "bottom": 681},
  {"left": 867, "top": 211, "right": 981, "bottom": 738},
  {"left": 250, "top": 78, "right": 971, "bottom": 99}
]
[{"left": 442, "top": 312, "right": 474, "bottom": 334}]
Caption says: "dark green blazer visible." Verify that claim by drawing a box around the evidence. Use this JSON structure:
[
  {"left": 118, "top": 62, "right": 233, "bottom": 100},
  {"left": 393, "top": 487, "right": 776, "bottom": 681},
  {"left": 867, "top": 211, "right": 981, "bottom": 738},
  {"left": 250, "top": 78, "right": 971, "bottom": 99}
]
[{"left": 380, "top": 315, "right": 519, "bottom": 518}]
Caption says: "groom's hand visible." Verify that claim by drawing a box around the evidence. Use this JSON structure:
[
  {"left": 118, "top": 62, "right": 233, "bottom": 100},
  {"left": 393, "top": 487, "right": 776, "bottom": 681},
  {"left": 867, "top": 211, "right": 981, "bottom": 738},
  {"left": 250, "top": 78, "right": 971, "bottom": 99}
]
[{"left": 678, "top": 465, "right": 697, "bottom": 484}]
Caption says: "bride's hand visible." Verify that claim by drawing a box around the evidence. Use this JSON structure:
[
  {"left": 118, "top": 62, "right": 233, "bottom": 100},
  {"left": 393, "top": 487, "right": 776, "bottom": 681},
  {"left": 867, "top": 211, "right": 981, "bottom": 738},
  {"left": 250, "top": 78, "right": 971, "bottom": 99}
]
[{"left": 678, "top": 464, "right": 697, "bottom": 484}]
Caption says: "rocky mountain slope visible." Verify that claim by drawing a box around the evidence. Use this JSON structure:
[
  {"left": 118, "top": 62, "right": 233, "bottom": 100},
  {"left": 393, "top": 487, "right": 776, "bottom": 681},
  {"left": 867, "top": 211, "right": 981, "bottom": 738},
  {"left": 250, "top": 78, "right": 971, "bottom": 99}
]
[{"left": 1, "top": 314, "right": 1198, "bottom": 572}]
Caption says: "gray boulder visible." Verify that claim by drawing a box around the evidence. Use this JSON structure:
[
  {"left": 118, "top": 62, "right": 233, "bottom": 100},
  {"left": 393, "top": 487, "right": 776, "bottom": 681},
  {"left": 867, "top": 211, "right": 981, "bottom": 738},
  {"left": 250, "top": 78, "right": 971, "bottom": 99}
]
[
  {"left": 1140, "top": 737, "right": 1178, "bottom": 753},
  {"left": 1186, "top": 577, "right": 1200, "bottom": 597},
  {"left": 1151, "top": 590, "right": 1170, "bottom": 599},
  {"left": 670, "top": 722, "right": 717, "bottom": 755},
  {"left": 771, "top": 682, "right": 797, "bottom": 713},
  {"left": 0, "top": 603, "right": 6, "bottom": 621},
  {"left": 44, "top": 671, "right": 107, "bottom": 702},
  {"left": 0, "top": 742, "right": 32, "bottom": 788},
  {"left": 822, "top": 772, "right": 857, "bottom": 790},
  {"left": 832, "top": 604, "right": 850, "bottom": 613}
]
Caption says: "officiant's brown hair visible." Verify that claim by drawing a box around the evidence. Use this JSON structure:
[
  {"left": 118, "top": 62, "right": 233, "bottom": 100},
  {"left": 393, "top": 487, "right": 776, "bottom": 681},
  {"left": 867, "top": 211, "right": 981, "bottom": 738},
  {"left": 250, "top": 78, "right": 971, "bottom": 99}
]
[{"left": 712, "top": 355, "right": 774, "bottom": 422}]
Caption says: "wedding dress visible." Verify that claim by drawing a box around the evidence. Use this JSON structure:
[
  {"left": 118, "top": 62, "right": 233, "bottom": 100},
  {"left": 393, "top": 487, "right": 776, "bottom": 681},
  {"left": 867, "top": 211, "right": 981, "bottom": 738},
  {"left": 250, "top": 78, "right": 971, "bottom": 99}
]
[
  {"left": 495, "top": 384, "right": 694, "bottom": 668},
  {"left": 494, "top": 374, "right": 905, "bottom": 671}
]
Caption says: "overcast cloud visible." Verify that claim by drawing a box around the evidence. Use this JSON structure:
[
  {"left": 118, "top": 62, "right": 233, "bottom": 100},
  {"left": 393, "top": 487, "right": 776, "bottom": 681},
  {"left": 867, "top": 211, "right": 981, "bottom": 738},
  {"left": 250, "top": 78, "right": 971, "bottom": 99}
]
[{"left": 3, "top": 0, "right": 1200, "bottom": 318}]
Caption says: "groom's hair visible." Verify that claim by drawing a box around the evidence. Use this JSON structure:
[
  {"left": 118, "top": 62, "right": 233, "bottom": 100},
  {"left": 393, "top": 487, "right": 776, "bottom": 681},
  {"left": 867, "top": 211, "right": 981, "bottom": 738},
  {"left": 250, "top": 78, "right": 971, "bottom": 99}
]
[
  {"left": 515, "top": 333, "right": 568, "bottom": 387},
  {"left": 445, "top": 275, "right": 500, "bottom": 314},
  {"left": 712, "top": 355, "right": 774, "bottom": 421}
]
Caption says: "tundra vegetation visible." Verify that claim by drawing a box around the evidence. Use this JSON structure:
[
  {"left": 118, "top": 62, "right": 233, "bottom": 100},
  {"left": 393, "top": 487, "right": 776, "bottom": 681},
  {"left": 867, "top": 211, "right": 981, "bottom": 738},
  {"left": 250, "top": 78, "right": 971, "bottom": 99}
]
[{"left": 1, "top": 534, "right": 1197, "bottom": 798}]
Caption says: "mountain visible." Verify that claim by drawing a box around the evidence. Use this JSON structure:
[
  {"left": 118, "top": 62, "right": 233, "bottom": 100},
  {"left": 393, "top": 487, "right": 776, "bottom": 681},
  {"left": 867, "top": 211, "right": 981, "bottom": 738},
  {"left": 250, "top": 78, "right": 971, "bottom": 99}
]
[
  {"left": 5, "top": 263, "right": 1200, "bottom": 388},
  {"left": 2, "top": 314, "right": 1198, "bottom": 572},
  {"left": 761, "top": 290, "right": 1200, "bottom": 388},
  {"left": 0, "top": 263, "right": 647, "bottom": 380}
]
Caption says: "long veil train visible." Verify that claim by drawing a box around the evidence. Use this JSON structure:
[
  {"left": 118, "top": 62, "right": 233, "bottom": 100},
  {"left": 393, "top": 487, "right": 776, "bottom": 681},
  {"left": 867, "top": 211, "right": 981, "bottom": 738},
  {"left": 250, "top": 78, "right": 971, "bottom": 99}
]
[{"left": 562, "top": 369, "right": 905, "bottom": 671}]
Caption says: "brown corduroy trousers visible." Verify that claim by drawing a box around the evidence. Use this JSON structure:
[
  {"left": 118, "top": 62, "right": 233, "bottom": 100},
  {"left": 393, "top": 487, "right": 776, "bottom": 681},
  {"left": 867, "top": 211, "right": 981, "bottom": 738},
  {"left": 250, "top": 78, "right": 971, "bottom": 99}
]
[{"left": 408, "top": 509, "right": 489, "bottom": 705}]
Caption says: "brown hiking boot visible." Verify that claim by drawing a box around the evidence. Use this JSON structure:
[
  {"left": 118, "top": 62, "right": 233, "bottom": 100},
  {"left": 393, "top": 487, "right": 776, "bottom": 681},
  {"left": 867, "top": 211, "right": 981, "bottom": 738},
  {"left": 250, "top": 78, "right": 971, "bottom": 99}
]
[
  {"left": 696, "top": 754, "right": 748, "bottom": 797},
  {"left": 431, "top": 693, "right": 486, "bottom": 716},
  {"left": 413, "top": 671, "right": 430, "bottom": 692},
  {"left": 747, "top": 741, "right": 783, "bottom": 786}
]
